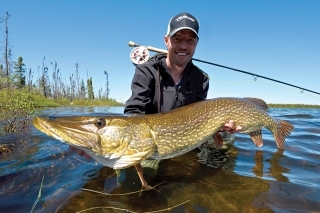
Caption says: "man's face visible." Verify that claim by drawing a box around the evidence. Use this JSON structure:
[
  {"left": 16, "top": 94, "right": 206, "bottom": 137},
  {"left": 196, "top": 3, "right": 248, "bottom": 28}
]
[{"left": 164, "top": 29, "right": 198, "bottom": 68}]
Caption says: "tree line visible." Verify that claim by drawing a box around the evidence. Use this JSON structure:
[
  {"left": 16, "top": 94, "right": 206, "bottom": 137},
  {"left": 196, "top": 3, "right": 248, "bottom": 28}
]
[
  {"left": 0, "top": 56, "right": 110, "bottom": 101},
  {"left": 0, "top": 12, "right": 112, "bottom": 136},
  {"left": 0, "top": 12, "right": 110, "bottom": 101}
]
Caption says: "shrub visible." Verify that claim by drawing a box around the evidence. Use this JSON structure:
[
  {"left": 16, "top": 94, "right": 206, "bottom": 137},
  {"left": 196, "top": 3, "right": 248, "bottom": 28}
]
[{"left": 0, "top": 89, "right": 35, "bottom": 135}]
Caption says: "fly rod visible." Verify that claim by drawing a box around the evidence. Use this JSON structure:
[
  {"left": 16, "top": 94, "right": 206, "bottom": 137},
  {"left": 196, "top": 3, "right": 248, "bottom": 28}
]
[{"left": 129, "top": 41, "right": 320, "bottom": 96}]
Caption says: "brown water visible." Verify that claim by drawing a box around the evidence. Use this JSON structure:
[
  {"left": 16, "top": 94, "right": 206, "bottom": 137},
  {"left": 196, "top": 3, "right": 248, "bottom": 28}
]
[{"left": 0, "top": 106, "right": 319, "bottom": 213}]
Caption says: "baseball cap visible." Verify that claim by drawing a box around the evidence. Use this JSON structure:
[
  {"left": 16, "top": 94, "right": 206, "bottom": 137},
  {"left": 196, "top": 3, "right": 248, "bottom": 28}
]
[{"left": 167, "top": 12, "right": 200, "bottom": 38}]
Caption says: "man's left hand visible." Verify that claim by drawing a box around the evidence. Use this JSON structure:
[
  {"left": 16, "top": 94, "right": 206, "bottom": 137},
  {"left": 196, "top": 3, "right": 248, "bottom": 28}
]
[{"left": 220, "top": 120, "right": 242, "bottom": 134}]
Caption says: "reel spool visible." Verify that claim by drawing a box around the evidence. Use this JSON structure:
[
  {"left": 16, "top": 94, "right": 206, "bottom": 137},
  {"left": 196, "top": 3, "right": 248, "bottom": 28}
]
[{"left": 130, "top": 46, "right": 150, "bottom": 65}]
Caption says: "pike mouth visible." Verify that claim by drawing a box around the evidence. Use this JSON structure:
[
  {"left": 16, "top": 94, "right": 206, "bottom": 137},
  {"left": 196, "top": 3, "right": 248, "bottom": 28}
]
[
  {"left": 33, "top": 116, "right": 100, "bottom": 150},
  {"left": 33, "top": 116, "right": 62, "bottom": 140}
]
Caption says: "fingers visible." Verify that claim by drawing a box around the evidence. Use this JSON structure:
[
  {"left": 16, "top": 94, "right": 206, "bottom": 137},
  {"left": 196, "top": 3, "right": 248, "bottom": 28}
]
[
  {"left": 225, "top": 120, "right": 234, "bottom": 128},
  {"left": 219, "top": 120, "right": 242, "bottom": 133},
  {"left": 235, "top": 126, "right": 242, "bottom": 131}
]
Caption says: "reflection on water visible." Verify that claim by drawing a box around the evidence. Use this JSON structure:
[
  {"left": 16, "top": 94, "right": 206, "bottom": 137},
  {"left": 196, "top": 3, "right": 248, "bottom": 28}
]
[{"left": 0, "top": 106, "right": 319, "bottom": 212}]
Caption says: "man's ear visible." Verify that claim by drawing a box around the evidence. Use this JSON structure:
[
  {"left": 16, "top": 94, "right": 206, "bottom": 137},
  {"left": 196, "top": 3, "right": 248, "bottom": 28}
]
[{"left": 164, "top": 35, "right": 169, "bottom": 48}]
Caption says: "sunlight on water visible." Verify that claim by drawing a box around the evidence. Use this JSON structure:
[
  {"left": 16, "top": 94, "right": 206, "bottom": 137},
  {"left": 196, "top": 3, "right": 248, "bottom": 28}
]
[{"left": 0, "top": 106, "right": 319, "bottom": 212}]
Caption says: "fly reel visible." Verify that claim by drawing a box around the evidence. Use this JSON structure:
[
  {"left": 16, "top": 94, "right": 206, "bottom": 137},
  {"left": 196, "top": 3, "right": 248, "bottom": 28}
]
[
  {"left": 130, "top": 46, "right": 150, "bottom": 65},
  {"left": 129, "top": 41, "right": 168, "bottom": 65}
]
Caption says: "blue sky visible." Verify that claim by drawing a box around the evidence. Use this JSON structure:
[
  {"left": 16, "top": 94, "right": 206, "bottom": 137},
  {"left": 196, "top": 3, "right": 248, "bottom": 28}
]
[{"left": 1, "top": 1, "right": 319, "bottom": 104}]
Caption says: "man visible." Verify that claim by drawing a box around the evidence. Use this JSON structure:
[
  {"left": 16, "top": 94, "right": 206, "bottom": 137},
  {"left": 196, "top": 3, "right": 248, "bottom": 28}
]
[
  {"left": 124, "top": 12, "right": 237, "bottom": 134},
  {"left": 125, "top": 12, "right": 208, "bottom": 114},
  {"left": 72, "top": 12, "right": 238, "bottom": 162}
]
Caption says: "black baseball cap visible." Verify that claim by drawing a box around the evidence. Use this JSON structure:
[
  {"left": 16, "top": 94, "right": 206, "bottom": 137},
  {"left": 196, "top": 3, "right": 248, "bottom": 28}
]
[{"left": 166, "top": 12, "right": 200, "bottom": 38}]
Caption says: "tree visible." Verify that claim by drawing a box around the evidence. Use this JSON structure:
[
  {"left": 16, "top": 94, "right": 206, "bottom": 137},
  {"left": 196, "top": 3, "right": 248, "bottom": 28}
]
[
  {"left": 2, "top": 12, "right": 12, "bottom": 88},
  {"left": 13, "top": 56, "right": 26, "bottom": 88},
  {"left": 80, "top": 79, "right": 86, "bottom": 99},
  {"left": 50, "top": 62, "right": 59, "bottom": 99},
  {"left": 104, "top": 71, "right": 110, "bottom": 100},
  {"left": 38, "top": 57, "right": 51, "bottom": 98},
  {"left": 26, "top": 68, "right": 33, "bottom": 92},
  {"left": 75, "top": 63, "right": 80, "bottom": 98},
  {"left": 0, "top": 64, "right": 3, "bottom": 75},
  {"left": 87, "top": 77, "right": 94, "bottom": 99},
  {"left": 69, "top": 73, "right": 75, "bottom": 101}
]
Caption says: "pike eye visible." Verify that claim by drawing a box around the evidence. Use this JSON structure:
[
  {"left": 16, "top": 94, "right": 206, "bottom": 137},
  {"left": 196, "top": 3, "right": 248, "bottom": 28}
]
[{"left": 95, "top": 118, "right": 106, "bottom": 128}]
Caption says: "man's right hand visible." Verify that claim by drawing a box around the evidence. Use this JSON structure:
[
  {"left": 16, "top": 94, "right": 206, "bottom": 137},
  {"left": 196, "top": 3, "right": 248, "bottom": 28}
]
[{"left": 69, "top": 145, "right": 92, "bottom": 159}]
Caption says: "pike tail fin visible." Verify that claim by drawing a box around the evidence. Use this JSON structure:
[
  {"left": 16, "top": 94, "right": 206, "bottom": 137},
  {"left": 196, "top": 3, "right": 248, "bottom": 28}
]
[{"left": 274, "top": 120, "right": 294, "bottom": 149}]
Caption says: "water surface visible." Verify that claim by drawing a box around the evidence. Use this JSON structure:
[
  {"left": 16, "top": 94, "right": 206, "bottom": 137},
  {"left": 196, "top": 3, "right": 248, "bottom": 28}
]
[{"left": 0, "top": 106, "right": 319, "bottom": 213}]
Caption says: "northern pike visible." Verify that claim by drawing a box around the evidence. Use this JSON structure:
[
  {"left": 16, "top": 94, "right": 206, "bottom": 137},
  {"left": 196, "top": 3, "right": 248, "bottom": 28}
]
[{"left": 32, "top": 97, "right": 294, "bottom": 189}]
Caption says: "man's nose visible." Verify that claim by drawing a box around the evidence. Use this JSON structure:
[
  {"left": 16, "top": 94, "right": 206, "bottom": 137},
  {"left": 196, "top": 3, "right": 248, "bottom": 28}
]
[{"left": 179, "top": 39, "right": 188, "bottom": 48}]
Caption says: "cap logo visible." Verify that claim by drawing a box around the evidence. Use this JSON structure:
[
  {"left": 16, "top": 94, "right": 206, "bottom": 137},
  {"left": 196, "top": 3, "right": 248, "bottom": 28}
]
[
  {"left": 167, "top": 12, "right": 199, "bottom": 37},
  {"left": 176, "top": 15, "right": 195, "bottom": 22}
]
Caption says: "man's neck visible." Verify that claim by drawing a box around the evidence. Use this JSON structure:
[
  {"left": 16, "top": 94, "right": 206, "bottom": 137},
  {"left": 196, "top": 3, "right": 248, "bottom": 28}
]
[{"left": 166, "top": 58, "right": 186, "bottom": 83}]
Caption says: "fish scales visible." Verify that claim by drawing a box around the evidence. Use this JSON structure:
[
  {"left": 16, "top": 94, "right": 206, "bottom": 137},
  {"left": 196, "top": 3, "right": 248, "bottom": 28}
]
[
  {"left": 147, "top": 98, "right": 289, "bottom": 159},
  {"left": 32, "top": 97, "right": 294, "bottom": 169}
]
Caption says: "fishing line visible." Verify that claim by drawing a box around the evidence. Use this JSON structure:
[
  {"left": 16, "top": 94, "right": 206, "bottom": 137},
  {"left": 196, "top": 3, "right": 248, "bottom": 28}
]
[
  {"left": 210, "top": 76, "right": 320, "bottom": 101},
  {"left": 209, "top": 77, "right": 254, "bottom": 85},
  {"left": 128, "top": 41, "right": 320, "bottom": 98},
  {"left": 257, "top": 79, "right": 320, "bottom": 101},
  {"left": 193, "top": 58, "right": 320, "bottom": 97}
]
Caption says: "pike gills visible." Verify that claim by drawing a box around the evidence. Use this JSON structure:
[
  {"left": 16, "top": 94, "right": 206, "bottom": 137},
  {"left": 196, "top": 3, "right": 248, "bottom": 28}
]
[{"left": 33, "top": 97, "right": 294, "bottom": 189}]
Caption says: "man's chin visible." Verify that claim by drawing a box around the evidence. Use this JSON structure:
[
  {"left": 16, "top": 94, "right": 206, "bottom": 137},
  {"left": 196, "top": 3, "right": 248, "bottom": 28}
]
[{"left": 174, "top": 57, "right": 191, "bottom": 65}]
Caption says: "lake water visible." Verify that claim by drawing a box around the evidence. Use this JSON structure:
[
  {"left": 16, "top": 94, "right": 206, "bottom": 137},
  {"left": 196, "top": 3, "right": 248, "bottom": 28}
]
[{"left": 0, "top": 106, "right": 319, "bottom": 213}]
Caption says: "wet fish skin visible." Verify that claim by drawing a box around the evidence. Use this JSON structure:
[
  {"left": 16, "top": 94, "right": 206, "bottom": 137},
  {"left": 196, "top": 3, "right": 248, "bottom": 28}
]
[{"left": 32, "top": 97, "right": 294, "bottom": 170}]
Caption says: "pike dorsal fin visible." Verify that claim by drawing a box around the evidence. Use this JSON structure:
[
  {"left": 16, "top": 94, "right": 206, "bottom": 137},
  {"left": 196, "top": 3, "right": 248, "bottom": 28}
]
[
  {"left": 249, "top": 130, "right": 263, "bottom": 147},
  {"left": 244, "top": 97, "right": 268, "bottom": 111}
]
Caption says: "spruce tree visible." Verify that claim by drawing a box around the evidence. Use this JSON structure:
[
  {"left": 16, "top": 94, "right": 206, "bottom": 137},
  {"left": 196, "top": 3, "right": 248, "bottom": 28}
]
[
  {"left": 13, "top": 56, "right": 26, "bottom": 88},
  {"left": 87, "top": 77, "right": 94, "bottom": 99}
]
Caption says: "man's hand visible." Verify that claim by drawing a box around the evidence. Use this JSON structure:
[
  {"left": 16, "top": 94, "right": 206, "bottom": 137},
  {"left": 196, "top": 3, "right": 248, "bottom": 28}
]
[
  {"left": 69, "top": 145, "right": 92, "bottom": 159},
  {"left": 209, "top": 120, "right": 242, "bottom": 147},
  {"left": 219, "top": 120, "right": 242, "bottom": 134}
]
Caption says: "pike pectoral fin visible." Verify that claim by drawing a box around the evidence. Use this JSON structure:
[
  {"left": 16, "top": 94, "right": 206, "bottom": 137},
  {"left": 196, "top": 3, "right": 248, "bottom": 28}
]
[
  {"left": 249, "top": 130, "right": 263, "bottom": 147},
  {"left": 135, "top": 164, "right": 153, "bottom": 190},
  {"left": 213, "top": 132, "right": 224, "bottom": 147}
]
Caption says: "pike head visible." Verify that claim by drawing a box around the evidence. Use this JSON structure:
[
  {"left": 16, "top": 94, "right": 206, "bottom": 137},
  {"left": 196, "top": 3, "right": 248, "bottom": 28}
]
[{"left": 32, "top": 115, "right": 155, "bottom": 169}]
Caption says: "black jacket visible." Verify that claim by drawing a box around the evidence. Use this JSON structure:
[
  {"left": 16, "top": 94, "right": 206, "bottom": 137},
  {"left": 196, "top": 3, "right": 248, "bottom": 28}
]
[{"left": 124, "top": 53, "right": 209, "bottom": 114}]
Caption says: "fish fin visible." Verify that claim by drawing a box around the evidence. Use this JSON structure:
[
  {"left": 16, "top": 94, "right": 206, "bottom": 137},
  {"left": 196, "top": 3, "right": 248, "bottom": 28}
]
[
  {"left": 244, "top": 97, "right": 268, "bottom": 111},
  {"left": 249, "top": 130, "right": 263, "bottom": 147},
  {"left": 274, "top": 120, "right": 294, "bottom": 149},
  {"left": 213, "top": 132, "right": 224, "bottom": 147},
  {"left": 135, "top": 164, "right": 153, "bottom": 190}
]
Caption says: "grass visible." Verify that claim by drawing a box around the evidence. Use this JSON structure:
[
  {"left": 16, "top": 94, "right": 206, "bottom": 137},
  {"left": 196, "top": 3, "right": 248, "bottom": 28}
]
[{"left": 29, "top": 94, "right": 124, "bottom": 107}]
